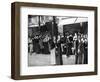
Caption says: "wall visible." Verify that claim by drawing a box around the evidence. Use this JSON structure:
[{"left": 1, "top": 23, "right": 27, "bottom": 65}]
[{"left": 0, "top": 0, "right": 100, "bottom": 82}]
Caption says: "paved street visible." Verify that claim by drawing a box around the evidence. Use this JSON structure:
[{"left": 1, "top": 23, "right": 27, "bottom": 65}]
[{"left": 28, "top": 53, "right": 75, "bottom": 66}]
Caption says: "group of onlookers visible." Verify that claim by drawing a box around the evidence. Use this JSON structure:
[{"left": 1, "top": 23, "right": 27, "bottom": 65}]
[
  {"left": 59, "top": 32, "right": 88, "bottom": 64},
  {"left": 28, "top": 32, "right": 88, "bottom": 64},
  {"left": 28, "top": 32, "right": 51, "bottom": 55}
]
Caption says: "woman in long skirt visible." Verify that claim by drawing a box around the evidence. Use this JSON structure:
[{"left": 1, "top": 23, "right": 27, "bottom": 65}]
[
  {"left": 50, "top": 47, "right": 56, "bottom": 65},
  {"left": 50, "top": 37, "right": 56, "bottom": 65}
]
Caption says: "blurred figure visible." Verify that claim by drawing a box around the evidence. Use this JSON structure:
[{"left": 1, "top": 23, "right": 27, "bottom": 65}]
[
  {"left": 56, "top": 36, "right": 63, "bottom": 65},
  {"left": 77, "top": 34, "right": 84, "bottom": 64},
  {"left": 28, "top": 37, "right": 33, "bottom": 55},
  {"left": 60, "top": 35, "right": 65, "bottom": 54},
  {"left": 65, "top": 33, "right": 69, "bottom": 57},
  {"left": 67, "top": 34, "right": 73, "bottom": 57},
  {"left": 73, "top": 33, "right": 79, "bottom": 64},
  {"left": 83, "top": 35, "right": 88, "bottom": 64},
  {"left": 50, "top": 36, "right": 56, "bottom": 65},
  {"left": 43, "top": 34, "right": 50, "bottom": 54},
  {"left": 39, "top": 36, "right": 44, "bottom": 54},
  {"left": 33, "top": 35, "right": 40, "bottom": 54}
]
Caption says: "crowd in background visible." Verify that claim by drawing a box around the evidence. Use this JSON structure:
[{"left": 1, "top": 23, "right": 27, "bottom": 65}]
[
  {"left": 28, "top": 31, "right": 51, "bottom": 54},
  {"left": 61, "top": 32, "right": 88, "bottom": 64},
  {"left": 28, "top": 31, "right": 88, "bottom": 64}
]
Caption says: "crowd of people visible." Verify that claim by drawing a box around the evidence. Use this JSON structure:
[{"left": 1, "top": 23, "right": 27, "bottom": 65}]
[
  {"left": 28, "top": 31, "right": 51, "bottom": 55},
  {"left": 28, "top": 31, "right": 88, "bottom": 65},
  {"left": 60, "top": 32, "right": 88, "bottom": 64}
]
